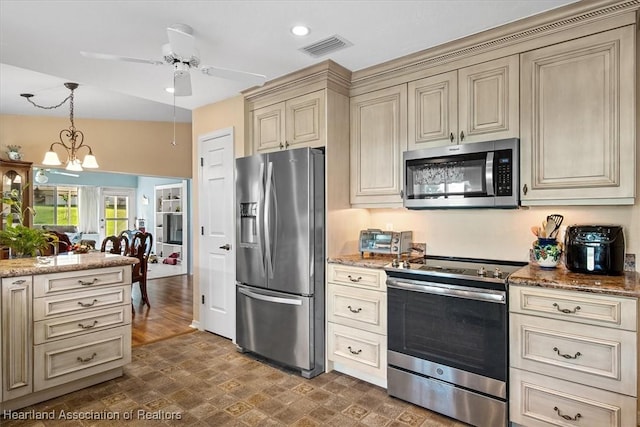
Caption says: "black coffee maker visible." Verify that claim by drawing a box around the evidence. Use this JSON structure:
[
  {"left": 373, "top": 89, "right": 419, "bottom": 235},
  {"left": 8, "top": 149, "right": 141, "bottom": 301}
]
[{"left": 564, "top": 225, "right": 625, "bottom": 275}]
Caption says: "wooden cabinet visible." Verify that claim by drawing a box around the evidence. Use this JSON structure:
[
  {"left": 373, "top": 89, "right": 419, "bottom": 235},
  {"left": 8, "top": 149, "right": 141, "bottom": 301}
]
[
  {"left": 509, "top": 285, "right": 638, "bottom": 426},
  {"left": 1, "top": 276, "right": 32, "bottom": 401},
  {"left": 0, "top": 265, "right": 132, "bottom": 410},
  {"left": 252, "top": 90, "right": 325, "bottom": 153},
  {"left": 326, "top": 264, "right": 387, "bottom": 387},
  {"left": 408, "top": 55, "right": 519, "bottom": 150},
  {"left": 520, "top": 26, "right": 636, "bottom": 206},
  {"left": 350, "top": 85, "right": 407, "bottom": 207},
  {"left": 0, "top": 160, "right": 33, "bottom": 259}
]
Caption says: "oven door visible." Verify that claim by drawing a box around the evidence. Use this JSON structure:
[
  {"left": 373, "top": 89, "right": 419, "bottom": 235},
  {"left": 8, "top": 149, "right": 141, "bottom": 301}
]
[{"left": 387, "top": 278, "right": 507, "bottom": 382}]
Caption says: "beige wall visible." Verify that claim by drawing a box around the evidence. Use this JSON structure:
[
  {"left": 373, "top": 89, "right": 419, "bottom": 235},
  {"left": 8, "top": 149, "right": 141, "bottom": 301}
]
[
  {"left": 0, "top": 115, "right": 192, "bottom": 177},
  {"left": 190, "top": 94, "right": 246, "bottom": 324}
]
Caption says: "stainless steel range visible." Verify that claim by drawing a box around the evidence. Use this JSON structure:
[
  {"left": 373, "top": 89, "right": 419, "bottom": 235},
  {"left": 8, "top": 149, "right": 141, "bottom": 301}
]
[{"left": 385, "top": 256, "right": 526, "bottom": 427}]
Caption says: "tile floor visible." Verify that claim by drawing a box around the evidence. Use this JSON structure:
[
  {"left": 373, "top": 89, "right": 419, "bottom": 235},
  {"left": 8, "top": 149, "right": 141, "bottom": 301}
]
[{"left": 2, "top": 331, "right": 468, "bottom": 426}]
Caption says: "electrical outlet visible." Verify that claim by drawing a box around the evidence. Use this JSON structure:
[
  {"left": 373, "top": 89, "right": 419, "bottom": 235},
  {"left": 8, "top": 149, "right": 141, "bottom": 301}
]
[{"left": 385, "top": 223, "right": 393, "bottom": 231}]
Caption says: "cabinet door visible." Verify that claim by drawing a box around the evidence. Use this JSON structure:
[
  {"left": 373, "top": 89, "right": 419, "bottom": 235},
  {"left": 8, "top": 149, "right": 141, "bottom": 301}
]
[
  {"left": 408, "top": 71, "right": 457, "bottom": 150},
  {"left": 520, "top": 26, "right": 635, "bottom": 205},
  {"left": 458, "top": 54, "right": 519, "bottom": 144},
  {"left": 350, "top": 85, "right": 407, "bottom": 207},
  {"left": 252, "top": 102, "right": 286, "bottom": 153},
  {"left": 2, "top": 276, "right": 32, "bottom": 401},
  {"left": 285, "top": 90, "right": 325, "bottom": 149}
]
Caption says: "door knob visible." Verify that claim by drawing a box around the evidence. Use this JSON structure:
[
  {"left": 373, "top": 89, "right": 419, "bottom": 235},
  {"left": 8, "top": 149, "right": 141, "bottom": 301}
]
[{"left": 219, "top": 244, "right": 231, "bottom": 251}]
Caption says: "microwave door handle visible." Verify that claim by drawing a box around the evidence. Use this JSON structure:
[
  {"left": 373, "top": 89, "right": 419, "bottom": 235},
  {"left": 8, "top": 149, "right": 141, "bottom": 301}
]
[{"left": 485, "top": 152, "right": 495, "bottom": 196}]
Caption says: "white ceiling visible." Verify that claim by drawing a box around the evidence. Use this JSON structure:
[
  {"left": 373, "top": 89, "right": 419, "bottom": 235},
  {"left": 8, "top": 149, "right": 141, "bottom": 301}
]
[{"left": 0, "top": 0, "right": 578, "bottom": 123}]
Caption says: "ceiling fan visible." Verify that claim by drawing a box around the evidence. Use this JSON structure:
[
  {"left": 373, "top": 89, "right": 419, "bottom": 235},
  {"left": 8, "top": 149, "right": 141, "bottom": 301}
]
[
  {"left": 35, "top": 168, "right": 80, "bottom": 184},
  {"left": 80, "top": 24, "right": 266, "bottom": 96}
]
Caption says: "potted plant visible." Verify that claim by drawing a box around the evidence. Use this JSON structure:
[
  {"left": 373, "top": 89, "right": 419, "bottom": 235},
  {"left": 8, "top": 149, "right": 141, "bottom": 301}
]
[{"left": 0, "top": 187, "right": 57, "bottom": 257}]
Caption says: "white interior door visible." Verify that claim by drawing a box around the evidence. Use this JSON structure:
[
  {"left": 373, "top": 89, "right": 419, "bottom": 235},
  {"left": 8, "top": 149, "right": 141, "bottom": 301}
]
[{"left": 199, "top": 128, "right": 236, "bottom": 340}]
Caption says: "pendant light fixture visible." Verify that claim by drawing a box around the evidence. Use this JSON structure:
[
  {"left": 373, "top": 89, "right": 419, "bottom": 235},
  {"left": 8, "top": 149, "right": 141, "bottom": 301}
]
[{"left": 21, "top": 82, "right": 99, "bottom": 171}]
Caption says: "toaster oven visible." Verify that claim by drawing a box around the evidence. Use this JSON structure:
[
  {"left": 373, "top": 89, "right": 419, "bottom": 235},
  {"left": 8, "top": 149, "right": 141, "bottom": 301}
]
[{"left": 359, "top": 229, "right": 413, "bottom": 257}]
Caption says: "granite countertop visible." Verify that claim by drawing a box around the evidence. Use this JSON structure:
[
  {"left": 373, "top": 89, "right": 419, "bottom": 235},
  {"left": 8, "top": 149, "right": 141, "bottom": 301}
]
[
  {"left": 508, "top": 263, "right": 640, "bottom": 298},
  {"left": 0, "top": 252, "right": 139, "bottom": 278},
  {"left": 327, "top": 254, "right": 401, "bottom": 269}
]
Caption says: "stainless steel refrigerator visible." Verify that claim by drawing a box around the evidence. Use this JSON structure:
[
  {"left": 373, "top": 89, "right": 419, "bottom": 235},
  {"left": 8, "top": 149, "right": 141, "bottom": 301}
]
[{"left": 235, "top": 147, "right": 324, "bottom": 378}]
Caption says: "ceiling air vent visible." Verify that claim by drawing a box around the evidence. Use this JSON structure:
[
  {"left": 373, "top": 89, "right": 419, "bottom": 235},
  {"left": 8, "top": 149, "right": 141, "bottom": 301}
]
[{"left": 300, "top": 35, "right": 352, "bottom": 58}]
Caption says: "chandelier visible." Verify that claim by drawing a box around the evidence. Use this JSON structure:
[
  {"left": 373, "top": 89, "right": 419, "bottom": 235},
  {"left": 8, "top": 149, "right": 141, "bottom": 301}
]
[{"left": 20, "top": 82, "right": 99, "bottom": 171}]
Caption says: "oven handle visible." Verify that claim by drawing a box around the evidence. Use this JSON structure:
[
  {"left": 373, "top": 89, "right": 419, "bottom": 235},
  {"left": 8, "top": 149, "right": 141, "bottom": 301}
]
[{"left": 386, "top": 278, "right": 506, "bottom": 304}]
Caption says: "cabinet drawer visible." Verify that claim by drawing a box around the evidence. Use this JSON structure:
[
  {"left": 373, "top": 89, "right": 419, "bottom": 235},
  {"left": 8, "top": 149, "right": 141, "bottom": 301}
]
[
  {"left": 34, "top": 305, "right": 132, "bottom": 344},
  {"left": 510, "top": 313, "right": 636, "bottom": 396},
  {"left": 33, "top": 266, "right": 130, "bottom": 297},
  {"left": 328, "top": 284, "right": 386, "bottom": 334},
  {"left": 510, "top": 368, "right": 637, "bottom": 427},
  {"left": 327, "top": 322, "right": 386, "bottom": 379},
  {"left": 509, "top": 285, "right": 637, "bottom": 331},
  {"left": 328, "top": 264, "right": 386, "bottom": 291},
  {"left": 34, "top": 286, "right": 131, "bottom": 320},
  {"left": 34, "top": 325, "right": 131, "bottom": 392}
]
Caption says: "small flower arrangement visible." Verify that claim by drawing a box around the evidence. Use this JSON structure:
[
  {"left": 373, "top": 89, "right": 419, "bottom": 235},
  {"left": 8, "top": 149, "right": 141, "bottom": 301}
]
[{"left": 5, "top": 144, "right": 22, "bottom": 160}]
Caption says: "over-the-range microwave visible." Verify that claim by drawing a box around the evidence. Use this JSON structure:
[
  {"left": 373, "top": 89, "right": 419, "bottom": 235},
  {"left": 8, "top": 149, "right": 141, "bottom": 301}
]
[{"left": 403, "top": 138, "right": 519, "bottom": 209}]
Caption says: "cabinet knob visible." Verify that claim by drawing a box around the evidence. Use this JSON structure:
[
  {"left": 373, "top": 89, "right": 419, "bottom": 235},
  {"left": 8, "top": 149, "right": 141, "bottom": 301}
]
[
  {"left": 459, "top": 130, "right": 465, "bottom": 141},
  {"left": 279, "top": 142, "right": 284, "bottom": 149},
  {"left": 449, "top": 132, "right": 454, "bottom": 143},
  {"left": 522, "top": 184, "right": 528, "bottom": 195}
]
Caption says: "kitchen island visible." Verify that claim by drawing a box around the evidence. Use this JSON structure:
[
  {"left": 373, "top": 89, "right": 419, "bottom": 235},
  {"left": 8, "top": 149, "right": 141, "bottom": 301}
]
[
  {"left": 1, "top": 252, "right": 137, "bottom": 411},
  {"left": 507, "top": 264, "right": 639, "bottom": 427}
]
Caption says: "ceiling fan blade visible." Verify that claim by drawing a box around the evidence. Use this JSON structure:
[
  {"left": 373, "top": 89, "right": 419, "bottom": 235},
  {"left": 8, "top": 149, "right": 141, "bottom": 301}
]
[
  {"left": 81, "top": 51, "right": 164, "bottom": 66},
  {"left": 200, "top": 65, "right": 266, "bottom": 87},
  {"left": 167, "top": 26, "right": 196, "bottom": 59},
  {"left": 173, "top": 70, "right": 192, "bottom": 96},
  {"left": 50, "top": 170, "right": 80, "bottom": 178}
]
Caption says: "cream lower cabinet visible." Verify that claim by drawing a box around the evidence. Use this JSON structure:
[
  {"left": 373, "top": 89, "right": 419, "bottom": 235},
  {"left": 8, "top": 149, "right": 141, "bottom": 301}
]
[
  {"left": 1, "top": 265, "right": 132, "bottom": 410},
  {"left": 1, "top": 276, "right": 32, "bottom": 402},
  {"left": 251, "top": 90, "right": 326, "bottom": 153},
  {"left": 350, "top": 85, "right": 407, "bottom": 207},
  {"left": 509, "top": 285, "right": 638, "bottom": 427},
  {"left": 327, "top": 264, "right": 387, "bottom": 388},
  {"left": 408, "top": 54, "right": 519, "bottom": 150},
  {"left": 520, "top": 25, "right": 636, "bottom": 206}
]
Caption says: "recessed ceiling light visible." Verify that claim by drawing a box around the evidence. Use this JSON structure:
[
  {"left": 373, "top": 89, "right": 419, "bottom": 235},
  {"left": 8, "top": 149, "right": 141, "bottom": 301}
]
[
  {"left": 165, "top": 87, "right": 175, "bottom": 94},
  {"left": 291, "top": 25, "right": 310, "bottom": 36}
]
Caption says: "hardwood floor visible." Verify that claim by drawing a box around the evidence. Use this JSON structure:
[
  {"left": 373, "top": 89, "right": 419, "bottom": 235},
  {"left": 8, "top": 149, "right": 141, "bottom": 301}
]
[{"left": 131, "top": 273, "right": 195, "bottom": 347}]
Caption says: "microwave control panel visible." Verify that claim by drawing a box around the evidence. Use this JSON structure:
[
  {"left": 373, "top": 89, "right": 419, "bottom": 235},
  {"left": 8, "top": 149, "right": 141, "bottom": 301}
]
[{"left": 495, "top": 150, "right": 512, "bottom": 196}]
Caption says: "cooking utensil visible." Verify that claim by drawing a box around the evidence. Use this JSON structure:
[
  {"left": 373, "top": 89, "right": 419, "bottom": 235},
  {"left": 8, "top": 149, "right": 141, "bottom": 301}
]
[{"left": 547, "top": 214, "right": 564, "bottom": 238}]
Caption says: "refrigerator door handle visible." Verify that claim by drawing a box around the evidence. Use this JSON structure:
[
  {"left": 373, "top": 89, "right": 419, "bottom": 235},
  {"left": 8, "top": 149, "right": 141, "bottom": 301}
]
[
  {"left": 238, "top": 286, "right": 303, "bottom": 306},
  {"left": 258, "top": 161, "right": 267, "bottom": 275},
  {"left": 264, "top": 161, "right": 274, "bottom": 278}
]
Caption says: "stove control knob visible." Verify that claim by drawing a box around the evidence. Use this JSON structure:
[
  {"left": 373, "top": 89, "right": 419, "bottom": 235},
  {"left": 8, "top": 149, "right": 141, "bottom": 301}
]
[
  {"left": 402, "top": 260, "right": 410, "bottom": 269},
  {"left": 477, "top": 266, "right": 486, "bottom": 276},
  {"left": 391, "top": 259, "right": 400, "bottom": 268},
  {"left": 493, "top": 268, "right": 502, "bottom": 278}
]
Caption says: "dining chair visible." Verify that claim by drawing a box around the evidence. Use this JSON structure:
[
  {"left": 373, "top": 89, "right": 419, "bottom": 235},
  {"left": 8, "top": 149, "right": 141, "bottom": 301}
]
[
  {"left": 100, "top": 234, "right": 129, "bottom": 255},
  {"left": 129, "top": 231, "right": 153, "bottom": 308}
]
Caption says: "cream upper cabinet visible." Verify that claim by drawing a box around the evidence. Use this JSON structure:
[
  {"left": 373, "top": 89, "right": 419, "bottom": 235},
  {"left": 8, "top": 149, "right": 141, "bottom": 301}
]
[
  {"left": 350, "top": 84, "right": 407, "bottom": 207},
  {"left": 252, "top": 90, "right": 325, "bottom": 153},
  {"left": 1, "top": 276, "right": 32, "bottom": 402},
  {"left": 408, "top": 55, "right": 519, "bottom": 150},
  {"left": 520, "top": 26, "right": 636, "bottom": 206}
]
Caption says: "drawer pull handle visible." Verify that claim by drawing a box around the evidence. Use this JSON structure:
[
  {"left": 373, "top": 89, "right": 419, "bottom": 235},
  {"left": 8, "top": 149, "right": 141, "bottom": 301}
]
[
  {"left": 554, "top": 406, "right": 581, "bottom": 421},
  {"left": 12, "top": 279, "right": 26, "bottom": 284},
  {"left": 77, "top": 299, "right": 98, "bottom": 308},
  {"left": 553, "top": 303, "right": 581, "bottom": 314},
  {"left": 77, "top": 353, "right": 98, "bottom": 363},
  {"left": 78, "top": 278, "right": 99, "bottom": 286},
  {"left": 347, "top": 275, "right": 362, "bottom": 283},
  {"left": 347, "top": 346, "right": 362, "bottom": 355},
  {"left": 78, "top": 320, "right": 99, "bottom": 329},
  {"left": 553, "top": 347, "right": 581, "bottom": 359},
  {"left": 347, "top": 305, "right": 362, "bottom": 313}
]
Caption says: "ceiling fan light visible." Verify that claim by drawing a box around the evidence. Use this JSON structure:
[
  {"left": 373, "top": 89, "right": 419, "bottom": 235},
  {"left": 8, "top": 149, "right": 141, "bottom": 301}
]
[
  {"left": 291, "top": 25, "right": 310, "bottom": 36},
  {"left": 35, "top": 169, "right": 49, "bottom": 184},
  {"left": 43, "top": 150, "right": 62, "bottom": 166},
  {"left": 66, "top": 159, "right": 83, "bottom": 172},
  {"left": 82, "top": 154, "right": 99, "bottom": 169}
]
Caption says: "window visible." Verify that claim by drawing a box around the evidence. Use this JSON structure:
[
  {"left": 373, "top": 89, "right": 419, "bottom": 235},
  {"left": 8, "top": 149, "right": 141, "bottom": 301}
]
[
  {"left": 33, "top": 185, "right": 79, "bottom": 226},
  {"left": 102, "top": 192, "right": 131, "bottom": 236}
]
